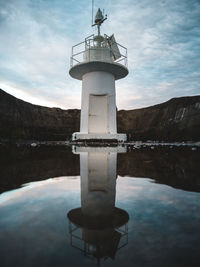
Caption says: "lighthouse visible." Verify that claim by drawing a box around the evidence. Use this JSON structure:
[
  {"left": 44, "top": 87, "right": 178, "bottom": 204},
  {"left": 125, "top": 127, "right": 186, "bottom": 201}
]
[
  {"left": 69, "top": 8, "right": 128, "bottom": 141},
  {"left": 67, "top": 146, "right": 129, "bottom": 263}
]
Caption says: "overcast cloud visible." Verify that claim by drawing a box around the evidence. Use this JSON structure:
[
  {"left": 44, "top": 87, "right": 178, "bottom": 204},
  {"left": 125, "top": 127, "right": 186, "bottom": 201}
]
[{"left": 0, "top": 0, "right": 199, "bottom": 110}]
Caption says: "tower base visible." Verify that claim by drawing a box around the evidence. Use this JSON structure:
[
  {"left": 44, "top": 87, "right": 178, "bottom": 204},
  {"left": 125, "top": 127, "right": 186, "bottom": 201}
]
[{"left": 72, "top": 132, "right": 127, "bottom": 142}]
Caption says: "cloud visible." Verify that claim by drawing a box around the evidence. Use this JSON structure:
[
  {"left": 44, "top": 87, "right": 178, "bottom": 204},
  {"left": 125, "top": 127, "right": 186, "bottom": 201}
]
[
  {"left": 107, "top": 0, "right": 200, "bottom": 109},
  {"left": 0, "top": 0, "right": 199, "bottom": 110}
]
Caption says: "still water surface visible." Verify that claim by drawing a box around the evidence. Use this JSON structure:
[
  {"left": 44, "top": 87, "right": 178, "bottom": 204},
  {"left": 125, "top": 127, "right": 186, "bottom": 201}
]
[{"left": 0, "top": 146, "right": 200, "bottom": 267}]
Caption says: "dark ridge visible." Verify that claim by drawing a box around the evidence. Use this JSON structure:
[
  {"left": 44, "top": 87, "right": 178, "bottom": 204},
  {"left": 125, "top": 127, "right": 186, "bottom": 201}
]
[
  {"left": 0, "top": 88, "right": 200, "bottom": 141},
  {"left": 0, "top": 88, "right": 80, "bottom": 141},
  {"left": 117, "top": 95, "right": 200, "bottom": 141}
]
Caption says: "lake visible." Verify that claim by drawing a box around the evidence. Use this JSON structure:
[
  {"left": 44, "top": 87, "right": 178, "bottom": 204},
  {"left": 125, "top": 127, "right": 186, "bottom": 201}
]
[{"left": 0, "top": 145, "right": 200, "bottom": 267}]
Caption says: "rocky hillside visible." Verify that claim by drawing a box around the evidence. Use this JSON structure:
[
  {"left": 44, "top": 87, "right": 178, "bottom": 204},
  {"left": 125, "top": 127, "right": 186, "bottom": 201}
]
[
  {"left": 118, "top": 96, "right": 200, "bottom": 141},
  {"left": 0, "top": 89, "right": 80, "bottom": 141},
  {"left": 0, "top": 88, "right": 200, "bottom": 141}
]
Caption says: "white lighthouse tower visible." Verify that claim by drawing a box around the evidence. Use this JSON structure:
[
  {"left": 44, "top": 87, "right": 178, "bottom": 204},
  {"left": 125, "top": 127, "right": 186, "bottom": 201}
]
[
  {"left": 70, "top": 8, "right": 128, "bottom": 141},
  {"left": 67, "top": 146, "right": 129, "bottom": 263}
]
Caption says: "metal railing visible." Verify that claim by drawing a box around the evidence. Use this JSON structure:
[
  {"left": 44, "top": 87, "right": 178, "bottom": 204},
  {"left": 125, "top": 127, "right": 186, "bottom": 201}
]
[
  {"left": 68, "top": 219, "right": 129, "bottom": 260},
  {"left": 70, "top": 34, "right": 128, "bottom": 68}
]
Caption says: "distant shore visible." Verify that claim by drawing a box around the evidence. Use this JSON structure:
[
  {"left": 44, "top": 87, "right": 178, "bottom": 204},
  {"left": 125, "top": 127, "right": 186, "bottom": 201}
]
[
  {"left": 1, "top": 89, "right": 200, "bottom": 143},
  {"left": 0, "top": 140, "right": 199, "bottom": 150}
]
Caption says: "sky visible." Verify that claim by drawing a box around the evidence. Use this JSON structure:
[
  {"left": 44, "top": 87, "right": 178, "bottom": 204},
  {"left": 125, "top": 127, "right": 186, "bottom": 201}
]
[{"left": 0, "top": 0, "right": 200, "bottom": 110}]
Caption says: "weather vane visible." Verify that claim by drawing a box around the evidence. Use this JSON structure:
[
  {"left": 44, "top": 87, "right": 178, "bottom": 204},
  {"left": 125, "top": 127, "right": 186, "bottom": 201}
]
[{"left": 92, "top": 8, "right": 107, "bottom": 36}]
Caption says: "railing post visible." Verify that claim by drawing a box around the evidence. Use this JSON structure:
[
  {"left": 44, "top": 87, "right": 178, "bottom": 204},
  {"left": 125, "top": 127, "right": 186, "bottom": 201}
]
[{"left": 71, "top": 46, "right": 73, "bottom": 67}]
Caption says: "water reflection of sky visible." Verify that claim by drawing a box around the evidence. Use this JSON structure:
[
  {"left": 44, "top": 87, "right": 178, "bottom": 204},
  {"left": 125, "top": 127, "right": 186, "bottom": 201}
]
[{"left": 0, "top": 175, "right": 200, "bottom": 267}]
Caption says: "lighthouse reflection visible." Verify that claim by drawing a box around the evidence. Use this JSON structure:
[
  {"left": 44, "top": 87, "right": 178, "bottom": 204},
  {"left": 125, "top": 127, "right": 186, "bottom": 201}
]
[{"left": 67, "top": 146, "right": 129, "bottom": 265}]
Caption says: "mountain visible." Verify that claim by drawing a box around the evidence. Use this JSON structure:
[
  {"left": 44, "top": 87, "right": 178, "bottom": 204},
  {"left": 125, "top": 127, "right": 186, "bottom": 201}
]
[
  {"left": 0, "top": 89, "right": 80, "bottom": 141},
  {"left": 0, "top": 88, "right": 200, "bottom": 141},
  {"left": 118, "top": 96, "right": 200, "bottom": 141}
]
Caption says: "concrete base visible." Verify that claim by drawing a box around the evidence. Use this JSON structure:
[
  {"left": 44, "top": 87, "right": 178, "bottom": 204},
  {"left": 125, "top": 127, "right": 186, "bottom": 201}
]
[
  {"left": 72, "top": 146, "right": 127, "bottom": 154},
  {"left": 72, "top": 132, "right": 127, "bottom": 142}
]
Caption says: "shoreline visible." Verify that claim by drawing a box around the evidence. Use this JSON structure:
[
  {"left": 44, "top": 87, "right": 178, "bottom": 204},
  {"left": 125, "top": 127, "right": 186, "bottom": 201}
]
[{"left": 0, "top": 140, "right": 200, "bottom": 149}]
